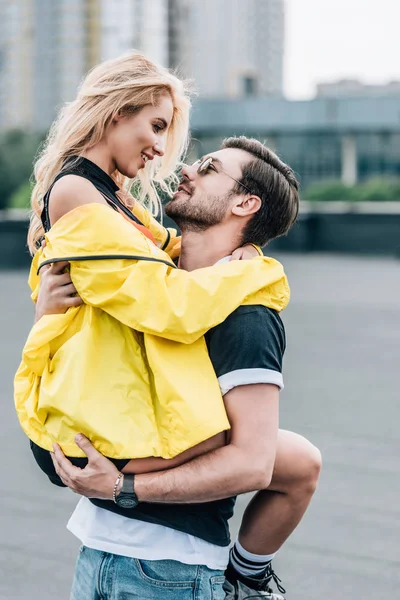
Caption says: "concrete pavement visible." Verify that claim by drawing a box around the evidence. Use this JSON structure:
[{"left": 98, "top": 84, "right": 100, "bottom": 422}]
[{"left": 0, "top": 254, "right": 399, "bottom": 599}]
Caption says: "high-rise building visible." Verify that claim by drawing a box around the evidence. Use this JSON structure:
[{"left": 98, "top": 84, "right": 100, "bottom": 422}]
[
  {"left": 167, "top": 0, "right": 191, "bottom": 77},
  {"left": 100, "top": 0, "right": 169, "bottom": 67},
  {"left": 0, "top": 0, "right": 99, "bottom": 132},
  {"left": 186, "top": 0, "right": 284, "bottom": 98},
  {"left": 0, "top": 0, "right": 170, "bottom": 132},
  {"left": 0, "top": 0, "right": 35, "bottom": 130},
  {"left": 0, "top": 0, "right": 284, "bottom": 132}
]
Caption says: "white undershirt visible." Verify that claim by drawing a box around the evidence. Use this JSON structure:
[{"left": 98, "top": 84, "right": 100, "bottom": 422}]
[{"left": 67, "top": 256, "right": 283, "bottom": 568}]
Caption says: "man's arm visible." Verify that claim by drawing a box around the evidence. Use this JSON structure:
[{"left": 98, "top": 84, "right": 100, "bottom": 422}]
[
  {"left": 52, "top": 382, "right": 279, "bottom": 502},
  {"left": 134, "top": 382, "right": 279, "bottom": 502}
]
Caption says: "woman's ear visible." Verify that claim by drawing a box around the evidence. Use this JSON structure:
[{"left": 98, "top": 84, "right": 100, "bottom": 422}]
[
  {"left": 231, "top": 195, "right": 262, "bottom": 217},
  {"left": 112, "top": 110, "right": 124, "bottom": 123}
]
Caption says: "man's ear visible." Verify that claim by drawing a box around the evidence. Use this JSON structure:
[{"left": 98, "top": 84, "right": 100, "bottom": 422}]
[{"left": 231, "top": 195, "right": 262, "bottom": 217}]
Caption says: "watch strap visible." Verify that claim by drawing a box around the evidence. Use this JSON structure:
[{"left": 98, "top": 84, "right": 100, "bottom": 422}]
[{"left": 121, "top": 473, "right": 135, "bottom": 495}]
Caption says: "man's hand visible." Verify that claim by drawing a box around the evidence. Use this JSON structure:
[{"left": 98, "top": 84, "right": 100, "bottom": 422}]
[
  {"left": 230, "top": 244, "right": 262, "bottom": 261},
  {"left": 35, "top": 261, "right": 83, "bottom": 322},
  {"left": 51, "top": 434, "right": 120, "bottom": 500}
]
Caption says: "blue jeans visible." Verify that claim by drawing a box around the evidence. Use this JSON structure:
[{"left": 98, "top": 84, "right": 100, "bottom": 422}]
[{"left": 70, "top": 546, "right": 226, "bottom": 600}]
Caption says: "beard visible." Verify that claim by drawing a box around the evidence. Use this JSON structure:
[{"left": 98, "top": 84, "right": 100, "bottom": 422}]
[{"left": 165, "top": 191, "right": 231, "bottom": 232}]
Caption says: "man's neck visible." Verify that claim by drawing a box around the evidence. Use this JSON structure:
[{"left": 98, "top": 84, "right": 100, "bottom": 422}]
[{"left": 179, "top": 226, "right": 241, "bottom": 271}]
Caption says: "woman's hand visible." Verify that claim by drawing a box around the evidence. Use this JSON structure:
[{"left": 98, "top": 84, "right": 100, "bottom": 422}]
[
  {"left": 35, "top": 261, "right": 83, "bottom": 322},
  {"left": 51, "top": 435, "right": 120, "bottom": 500},
  {"left": 230, "top": 244, "right": 262, "bottom": 261}
]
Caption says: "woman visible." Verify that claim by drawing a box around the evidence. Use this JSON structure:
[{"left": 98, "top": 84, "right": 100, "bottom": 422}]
[{"left": 15, "top": 51, "right": 289, "bottom": 470}]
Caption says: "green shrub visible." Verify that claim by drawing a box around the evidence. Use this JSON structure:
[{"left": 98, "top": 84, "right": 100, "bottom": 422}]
[
  {"left": 0, "top": 130, "right": 43, "bottom": 210},
  {"left": 9, "top": 181, "right": 32, "bottom": 209},
  {"left": 357, "top": 178, "right": 400, "bottom": 202},
  {"left": 304, "top": 178, "right": 400, "bottom": 202},
  {"left": 304, "top": 180, "right": 358, "bottom": 202}
]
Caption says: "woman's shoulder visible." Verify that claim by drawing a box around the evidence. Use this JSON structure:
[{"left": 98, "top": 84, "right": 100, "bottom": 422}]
[{"left": 49, "top": 174, "right": 107, "bottom": 224}]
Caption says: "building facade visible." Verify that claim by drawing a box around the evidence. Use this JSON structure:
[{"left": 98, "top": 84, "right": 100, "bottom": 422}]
[
  {"left": 0, "top": 0, "right": 171, "bottom": 132},
  {"left": 100, "top": 0, "right": 169, "bottom": 67},
  {"left": 187, "top": 0, "right": 284, "bottom": 98},
  {"left": 317, "top": 79, "right": 400, "bottom": 98},
  {"left": 0, "top": 0, "right": 285, "bottom": 132},
  {"left": 0, "top": 0, "right": 35, "bottom": 130},
  {"left": 0, "top": 0, "right": 99, "bottom": 131},
  {"left": 190, "top": 96, "right": 400, "bottom": 189}
]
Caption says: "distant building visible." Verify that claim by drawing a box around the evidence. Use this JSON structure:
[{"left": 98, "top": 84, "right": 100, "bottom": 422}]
[
  {"left": 100, "top": 0, "right": 169, "bottom": 67},
  {"left": 190, "top": 96, "right": 400, "bottom": 188},
  {"left": 0, "top": 0, "right": 171, "bottom": 132},
  {"left": 1, "top": 0, "right": 98, "bottom": 132},
  {"left": 0, "top": 0, "right": 285, "bottom": 132},
  {"left": 0, "top": 0, "right": 35, "bottom": 130},
  {"left": 317, "top": 79, "right": 400, "bottom": 98},
  {"left": 187, "top": 0, "right": 284, "bottom": 98},
  {"left": 167, "top": 0, "right": 191, "bottom": 78}
]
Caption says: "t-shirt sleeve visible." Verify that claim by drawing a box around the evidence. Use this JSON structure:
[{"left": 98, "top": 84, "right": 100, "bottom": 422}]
[{"left": 206, "top": 305, "right": 286, "bottom": 396}]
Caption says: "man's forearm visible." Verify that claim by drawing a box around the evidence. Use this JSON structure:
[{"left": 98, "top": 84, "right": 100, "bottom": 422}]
[{"left": 134, "top": 443, "right": 270, "bottom": 504}]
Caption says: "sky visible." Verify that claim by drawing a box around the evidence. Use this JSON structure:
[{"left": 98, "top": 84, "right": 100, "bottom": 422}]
[{"left": 284, "top": 0, "right": 400, "bottom": 98}]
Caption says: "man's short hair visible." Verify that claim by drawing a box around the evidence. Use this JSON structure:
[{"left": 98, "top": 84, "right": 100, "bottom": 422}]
[{"left": 222, "top": 137, "right": 299, "bottom": 247}]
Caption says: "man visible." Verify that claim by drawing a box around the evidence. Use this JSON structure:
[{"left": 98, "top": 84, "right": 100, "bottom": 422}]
[{"left": 40, "top": 137, "right": 321, "bottom": 599}]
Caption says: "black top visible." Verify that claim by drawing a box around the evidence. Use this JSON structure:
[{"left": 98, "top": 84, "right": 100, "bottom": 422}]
[{"left": 40, "top": 156, "right": 144, "bottom": 234}]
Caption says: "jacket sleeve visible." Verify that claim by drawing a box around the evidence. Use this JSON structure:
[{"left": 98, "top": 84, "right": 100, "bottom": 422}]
[
  {"left": 39, "top": 203, "right": 288, "bottom": 344},
  {"left": 70, "top": 256, "right": 287, "bottom": 344}
]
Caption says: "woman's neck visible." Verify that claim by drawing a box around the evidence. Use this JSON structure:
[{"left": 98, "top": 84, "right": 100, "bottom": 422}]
[{"left": 81, "top": 142, "right": 115, "bottom": 176}]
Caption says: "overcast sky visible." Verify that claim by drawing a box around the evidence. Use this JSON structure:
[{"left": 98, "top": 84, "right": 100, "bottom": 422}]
[{"left": 284, "top": 0, "right": 400, "bottom": 98}]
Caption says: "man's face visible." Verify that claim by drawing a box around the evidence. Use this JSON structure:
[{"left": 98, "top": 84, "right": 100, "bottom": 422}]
[{"left": 165, "top": 148, "right": 251, "bottom": 231}]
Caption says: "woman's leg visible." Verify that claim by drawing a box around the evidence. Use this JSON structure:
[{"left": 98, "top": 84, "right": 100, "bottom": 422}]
[
  {"left": 122, "top": 432, "right": 227, "bottom": 474},
  {"left": 237, "top": 429, "right": 322, "bottom": 555}
]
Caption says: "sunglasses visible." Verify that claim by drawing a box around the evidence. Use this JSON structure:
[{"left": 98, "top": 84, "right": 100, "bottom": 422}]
[{"left": 195, "top": 156, "right": 252, "bottom": 195}]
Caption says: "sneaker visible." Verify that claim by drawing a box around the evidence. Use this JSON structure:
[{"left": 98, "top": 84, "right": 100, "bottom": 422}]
[{"left": 223, "top": 562, "right": 286, "bottom": 599}]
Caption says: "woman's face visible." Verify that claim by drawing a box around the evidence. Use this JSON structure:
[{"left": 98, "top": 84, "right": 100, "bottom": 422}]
[{"left": 108, "top": 94, "right": 174, "bottom": 178}]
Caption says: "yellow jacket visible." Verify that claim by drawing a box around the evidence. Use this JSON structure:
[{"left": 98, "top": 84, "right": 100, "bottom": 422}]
[{"left": 14, "top": 203, "right": 290, "bottom": 459}]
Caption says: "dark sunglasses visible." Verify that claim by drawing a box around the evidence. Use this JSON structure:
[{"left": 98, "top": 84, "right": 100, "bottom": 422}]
[{"left": 195, "top": 156, "right": 252, "bottom": 194}]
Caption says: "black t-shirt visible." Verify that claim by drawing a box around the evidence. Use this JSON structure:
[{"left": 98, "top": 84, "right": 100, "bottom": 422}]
[{"left": 89, "top": 304, "right": 286, "bottom": 546}]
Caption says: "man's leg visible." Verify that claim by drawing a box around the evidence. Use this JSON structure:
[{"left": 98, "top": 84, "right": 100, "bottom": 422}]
[
  {"left": 113, "top": 557, "right": 225, "bottom": 599},
  {"left": 239, "top": 430, "right": 322, "bottom": 554},
  {"left": 70, "top": 546, "right": 103, "bottom": 600},
  {"left": 225, "top": 430, "right": 322, "bottom": 597}
]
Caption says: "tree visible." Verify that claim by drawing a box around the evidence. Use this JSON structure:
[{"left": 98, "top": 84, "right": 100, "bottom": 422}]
[
  {"left": 0, "top": 130, "right": 43, "bottom": 210},
  {"left": 9, "top": 181, "right": 32, "bottom": 209}
]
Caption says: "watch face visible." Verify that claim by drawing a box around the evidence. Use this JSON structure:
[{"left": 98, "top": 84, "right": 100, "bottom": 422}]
[{"left": 116, "top": 495, "right": 137, "bottom": 509}]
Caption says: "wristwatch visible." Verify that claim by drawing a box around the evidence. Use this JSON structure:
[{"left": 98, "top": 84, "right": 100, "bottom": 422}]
[{"left": 115, "top": 474, "right": 139, "bottom": 509}]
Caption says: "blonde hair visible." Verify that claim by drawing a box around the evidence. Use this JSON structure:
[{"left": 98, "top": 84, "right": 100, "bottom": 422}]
[{"left": 28, "top": 51, "right": 192, "bottom": 253}]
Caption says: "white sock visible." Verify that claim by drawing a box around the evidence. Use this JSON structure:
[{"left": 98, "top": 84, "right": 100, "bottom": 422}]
[{"left": 229, "top": 538, "right": 276, "bottom": 578}]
